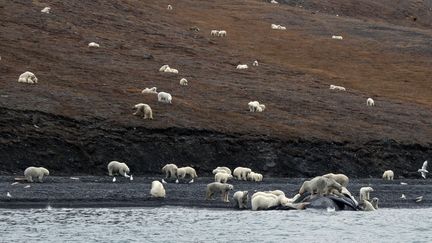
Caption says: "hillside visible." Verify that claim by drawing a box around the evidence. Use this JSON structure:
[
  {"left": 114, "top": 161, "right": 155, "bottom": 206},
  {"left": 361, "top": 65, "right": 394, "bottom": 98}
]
[{"left": 0, "top": 0, "right": 431, "bottom": 177}]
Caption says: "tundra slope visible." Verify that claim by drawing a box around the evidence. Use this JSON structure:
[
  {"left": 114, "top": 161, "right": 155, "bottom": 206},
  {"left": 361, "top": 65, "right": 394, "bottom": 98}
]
[{"left": 0, "top": 0, "right": 431, "bottom": 177}]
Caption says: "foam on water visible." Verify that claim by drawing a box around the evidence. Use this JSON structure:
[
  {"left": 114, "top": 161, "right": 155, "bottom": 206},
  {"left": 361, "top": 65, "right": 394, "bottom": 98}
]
[{"left": 0, "top": 207, "right": 431, "bottom": 242}]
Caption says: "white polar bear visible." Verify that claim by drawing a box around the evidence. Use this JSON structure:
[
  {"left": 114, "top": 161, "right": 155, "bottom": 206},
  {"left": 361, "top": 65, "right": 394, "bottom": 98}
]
[
  {"left": 214, "top": 172, "right": 233, "bottom": 183},
  {"left": 159, "top": 65, "right": 170, "bottom": 72},
  {"left": 236, "top": 64, "right": 248, "bottom": 69},
  {"left": 18, "top": 71, "right": 38, "bottom": 84},
  {"left": 210, "top": 30, "right": 219, "bottom": 36},
  {"left": 141, "top": 87, "right": 157, "bottom": 94},
  {"left": 218, "top": 30, "right": 227, "bottom": 37},
  {"left": 247, "top": 172, "right": 263, "bottom": 182},
  {"left": 233, "top": 167, "right": 252, "bottom": 180},
  {"left": 133, "top": 103, "right": 153, "bottom": 119},
  {"left": 212, "top": 166, "right": 232, "bottom": 175},
  {"left": 233, "top": 191, "right": 249, "bottom": 209},
  {"left": 150, "top": 180, "right": 166, "bottom": 198},
  {"left": 371, "top": 197, "right": 379, "bottom": 209},
  {"left": 206, "top": 182, "right": 233, "bottom": 202},
  {"left": 88, "top": 42, "right": 100, "bottom": 48},
  {"left": 180, "top": 78, "right": 188, "bottom": 86},
  {"left": 382, "top": 170, "right": 394, "bottom": 180},
  {"left": 299, "top": 176, "right": 342, "bottom": 196},
  {"left": 329, "top": 85, "right": 346, "bottom": 91},
  {"left": 361, "top": 199, "right": 376, "bottom": 211},
  {"left": 248, "top": 101, "right": 261, "bottom": 112},
  {"left": 252, "top": 60, "right": 259, "bottom": 66},
  {"left": 360, "top": 187, "right": 374, "bottom": 201},
  {"left": 367, "top": 98, "right": 375, "bottom": 107},
  {"left": 323, "top": 173, "right": 349, "bottom": 187},
  {"left": 167, "top": 5, "right": 173, "bottom": 10},
  {"left": 256, "top": 104, "right": 266, "bottom": 112},
  {"left": 177, "top": 166, "right": 198, "bottom": 179},
  {"left": 158, "top": 92, "right": 172, "bottom": 104},
  {"left": 24, "top": 167, "right": 49, "bottom": 183},
  {"left": 251, "top": 193, "right": 284, "bottom": 210},
  {"left": 162, "top": 164, "right": 178, "bottom": 179},
  {"left": 107, "top": 161, "right": 130, "bottom": 177},
  {"left": 41, "top": 7, "right": 51, "bottom": 13}
]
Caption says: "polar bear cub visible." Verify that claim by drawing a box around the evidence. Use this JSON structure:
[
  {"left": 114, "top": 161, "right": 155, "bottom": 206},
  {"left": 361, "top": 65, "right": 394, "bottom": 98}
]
[
  {"left": 233, "top": 191, "right": 249, "bottom": 209},
  {"left": 18, "top": 71, "right": 38, "bottom": 84},
  {"left": 367, "top": 98, "right": 375, "bottom": 106},
  {"left": 214, "top": 172, "right": 233, "bottom": 183},
  {"left": 180, "top": 78, "right": 188, "bottom": 86},
  {"left": 177, "top": 166, "right": 197, "bottom": 179},
  {"left": 142, "top": 87, "right": 157, "bottom": 94},
  {"left": 162, "top": 164, "right": 178, "bottom": 179},
  {"left": 24, "top": 167, "right": 49, "bottom": 183},
  {"left": 382, "top": 170, "right": 394, "bottom": 180},
  {"left": 150, "top": 180, "right": 166, "bottom": 198},
  {"left": 133, "top": 103, "right": 153, "bottom": 119},
  {"left": 107, "top": 161, "right": 130, "bottom": 177},
  {"left": 212, "top": 166, "right": 232, "bottom": 175},
  {"left": 206, "top": 182, "right": 233, "bottom": 202},
  {"left": 88, "top": 42, "right": 100, "bottom": 48},
  {"left": 360, "top": 187, "right": 374, "bottom": 201},
  {"left": 233, "top": 167, "right": 252, "bottom": 180}
]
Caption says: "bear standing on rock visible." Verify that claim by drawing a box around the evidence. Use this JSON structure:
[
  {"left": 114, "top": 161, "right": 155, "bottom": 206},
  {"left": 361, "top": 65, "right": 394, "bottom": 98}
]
[{"left": 24, "top": 167, "right": 49, "bottom": 183}]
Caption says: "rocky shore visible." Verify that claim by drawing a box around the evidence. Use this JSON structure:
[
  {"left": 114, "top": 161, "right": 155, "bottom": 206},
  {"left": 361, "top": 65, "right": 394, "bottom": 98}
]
[{"left": 0, "top": 176, "right": 430, "bottom": 209}]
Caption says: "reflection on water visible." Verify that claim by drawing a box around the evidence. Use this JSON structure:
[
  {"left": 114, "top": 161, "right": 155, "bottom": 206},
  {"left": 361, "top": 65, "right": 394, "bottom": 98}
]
[{"left": 0, "top": 207, "right": 431, "bottom": 242}]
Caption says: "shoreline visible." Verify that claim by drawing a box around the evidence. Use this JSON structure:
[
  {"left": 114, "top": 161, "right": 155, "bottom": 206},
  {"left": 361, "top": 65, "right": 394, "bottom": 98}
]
[{"left": 0, "top": 176, "right": 430, "bottom": 209}]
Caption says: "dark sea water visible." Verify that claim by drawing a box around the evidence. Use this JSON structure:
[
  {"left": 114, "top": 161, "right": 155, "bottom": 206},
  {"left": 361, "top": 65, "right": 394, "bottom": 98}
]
[{"left": 1, "top": 207, "right": 431, "bottom": 242}]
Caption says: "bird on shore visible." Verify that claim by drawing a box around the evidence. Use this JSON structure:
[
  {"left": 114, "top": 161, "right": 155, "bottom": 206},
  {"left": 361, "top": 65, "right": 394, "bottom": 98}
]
[
  {"left": 70, "top": 177, "right": 79, "bottom": 180},
  {"left": 161, "top": 179, "right": 167, "bottom": 184},
  {"left": 415, "top": 196, "right": 423, "bottom": 203},
  {"left": 130, "top": 175, "right": 133, "bottom": 181},
  {"left": 189, "top": 179, "right": 194, "bottom": 184},
  {"left": 400, "top": 182, "right": 408, "bottom": 185},
  {"left": 24, "top": 185, "right": 30, "bottom": 189},
  {"left": 11, "top": 182, "right": 19, "bottom": 186},
  {"left": 175, "top": 179, "right": 179, "bottom": 184},
  {"left": 417, "top": 160, "right": 428, "bottom": 179},
  {"left": 6, "top": 192, "right": 11, "bottom": 198},
  {"left": 401, "top": 194, "right": 406, "bottom": 199},
  {"left": 112, "top": 177, "right": 116, "bottom": 182}
]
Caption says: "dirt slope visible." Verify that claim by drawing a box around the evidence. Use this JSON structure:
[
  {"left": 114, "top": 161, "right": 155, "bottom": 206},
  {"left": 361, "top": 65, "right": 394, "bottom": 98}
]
[{"left": 0, "top": 0, "right": 431, "bottom": 176}]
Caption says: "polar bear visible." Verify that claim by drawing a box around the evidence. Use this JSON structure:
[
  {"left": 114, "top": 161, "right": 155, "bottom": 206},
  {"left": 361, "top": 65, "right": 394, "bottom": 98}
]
[
  {"left": 206, "top": 182, "right": 233, "bottom": 202},
  {"left": 233, "top": 191, "right": 248, "bottom": 209},
  {"left": 382, "top": 170, "right": 394, "bottom": 180},
  {"left": 360, "top": 187, "right": 374, "bottom": 201},
  {"left": 361, "top": 199, "right": 376, "bottom": 211},
  {"left": 157, "top": 92, "right": 172, "bottom": 104},
  {"left": 107, "top": 161, "right": 130, "bottom": 177},
  {"left": 133, "top": 103, "right": 153, "bottom": 119},
  {"left": 212, "top": 166, "right": 231, "bottom": 175},
  {"left": 177, "top": 166, "right": 197, "bottom": 179},
  {"left": 247, "top": 172, "right": 263, "bottom": 182},
  {"left": 24, "top": 167, "right": 49, "bottom": 183},
  {"left": 371, "top": 197, "right": 379, "bottom": 209},
  {"left": 323, "top": 173, "right": 349, "bottom": 187},
  {"left": 233, "top": 167, "right": 252, "bottom": 180},
  {"left": 18, "top": 71, "right": 38, "bottom": 84},
  {"left": 299, "top": 176, "right": 342, "bottom": 196},
  {"left": 150, "top": 180, "right": 166, "bottom": 198},
  {"left": 251, "top": 193, "right": 284, "bottom": 210},
  {"left": 162, "top": 164, "right": 178, "bottom": 179},
  {"left": 214, "top": 172, "right": 233, "bottom": 183}
]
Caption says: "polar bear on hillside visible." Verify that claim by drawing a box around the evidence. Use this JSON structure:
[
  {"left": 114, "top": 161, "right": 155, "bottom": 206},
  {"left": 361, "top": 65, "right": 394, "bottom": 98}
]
[
  {"left": 233, "top": 167, "right": 252, "bottom": 180},
  {"left": 299, "top": 176, "right": 342, "bottom": 196},
  {"left": 206, "top": 182, "right": 233, "bottom": 202},
  {"left": 233, "top": 191, "right": 249, "bottom": 209},
  {"left": 133, "top": 103, "right": 153, "bottom": 119},
  {"left": 382, "top": 170, "right": 394, "bottom": 180},
  {"left": 18, "top": 71, "right": 38, "bottom": 84},
  {"left": 24, "top": 166, "right": 49, "bottom": 183},
  {"left": 162, "top": 164, "right": 178, "bottom": 179},
  {"left": 214, "top": 172, "right": 233, "bottom": 183},
  {"left": 177, "top": 166, "right": 197, "bottom": 179},
  {"left": 150, "top": 180, "right": 166, "bottom": 198},
  {"left": 323, "top": 173, "right": 349, "bottom": 187},
  {"left": 247, "top": 172, "right": 263, "bottom": 182},
  {"left": 212, "top": 166, "right": 231, "bottom": 175},
  {"left": 107, "top": 161, "right": 130, "bottom": 177}
]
